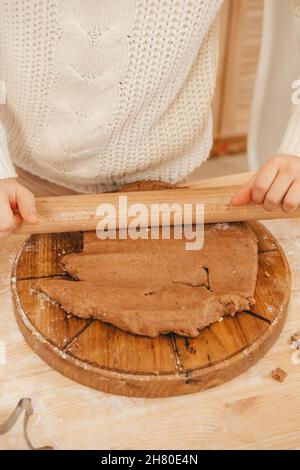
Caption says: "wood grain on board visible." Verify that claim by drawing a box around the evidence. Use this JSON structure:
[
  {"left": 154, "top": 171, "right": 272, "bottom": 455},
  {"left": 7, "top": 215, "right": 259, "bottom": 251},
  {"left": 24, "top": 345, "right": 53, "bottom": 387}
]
[{"left": 11, "top": 221, "right": 290, "bottom": 397}]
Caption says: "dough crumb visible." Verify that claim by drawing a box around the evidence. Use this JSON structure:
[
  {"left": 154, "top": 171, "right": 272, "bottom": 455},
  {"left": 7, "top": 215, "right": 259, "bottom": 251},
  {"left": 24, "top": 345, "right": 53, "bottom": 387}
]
[
  {"left": 264, "top": 271, "right": 271, "bottom": 278},
  {"left": 271, "top": 367, "right": 287, "bottom": 383}
]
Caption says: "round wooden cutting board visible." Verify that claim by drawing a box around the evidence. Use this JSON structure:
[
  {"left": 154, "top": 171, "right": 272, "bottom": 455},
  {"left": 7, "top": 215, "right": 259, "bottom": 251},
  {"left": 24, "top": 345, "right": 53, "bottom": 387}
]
[{"left": 11, "top": 189, "right": 291, "bottom": 398}]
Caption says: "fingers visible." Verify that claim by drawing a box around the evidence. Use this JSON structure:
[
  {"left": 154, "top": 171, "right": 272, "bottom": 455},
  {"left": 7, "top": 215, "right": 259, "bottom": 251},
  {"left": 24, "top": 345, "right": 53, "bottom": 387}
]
[
  {"left": 251, "top": 157, "right": 280, "bottom": 204},
  {"left": 263, "top": 171, "right": 294, "bottom": 211},
  {"left": 232, "top": 156, "right": 281, "bottom": 207},
  {"left": 0, "top": 229, "right": 14, "bottom": 239},
  {"left": 0, "top": 215, "right": 21, "bottom": 238},
  {"left": 231, "top": 174, "right": 256, "bottom": 206},
  {"left": 0, "top": 181, "right": 37, "bottom": 238},
  {"left": 231, "top": 156, "right": 300, "bottom": 210},
  {"left": 282, "top": 178, "right": 300, "bottom": 213},
  {"left": 15, "top": 186, "right": 37, "bottom": 224},
  {"left": 0, "top": 195, "right": 17, "bottom": 233}
]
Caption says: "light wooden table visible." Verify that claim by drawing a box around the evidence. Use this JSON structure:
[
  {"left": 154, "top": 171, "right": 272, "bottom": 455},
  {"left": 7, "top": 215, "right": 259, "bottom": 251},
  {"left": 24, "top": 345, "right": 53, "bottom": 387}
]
[{"left": 0, "top": 218, "right": 300, "bottom": 450}]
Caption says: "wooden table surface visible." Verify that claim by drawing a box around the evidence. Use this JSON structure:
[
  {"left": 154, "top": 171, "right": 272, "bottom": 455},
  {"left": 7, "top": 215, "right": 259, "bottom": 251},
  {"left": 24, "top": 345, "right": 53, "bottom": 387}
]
[{"left": 1, "top": 218, "right": 300, "bottom": 450}]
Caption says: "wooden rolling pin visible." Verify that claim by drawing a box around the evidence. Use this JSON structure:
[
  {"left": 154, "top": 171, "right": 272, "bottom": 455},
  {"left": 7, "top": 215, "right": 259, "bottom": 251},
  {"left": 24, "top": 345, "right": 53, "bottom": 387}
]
[{"left": 13, "top": 171, "right": 300, "bottom": 235}]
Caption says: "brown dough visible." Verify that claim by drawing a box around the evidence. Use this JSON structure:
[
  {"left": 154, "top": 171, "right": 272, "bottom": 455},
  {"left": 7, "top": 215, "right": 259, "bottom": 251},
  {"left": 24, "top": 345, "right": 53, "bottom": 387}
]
[
  {"left": 61, "top": 251, "right": 209, "bottom": 289},
  {"left": 36, "top": 281, "right": 253, "bottom": 337},
  {"left": 37, "top": 222, "right": 258, "bottom": 337}
]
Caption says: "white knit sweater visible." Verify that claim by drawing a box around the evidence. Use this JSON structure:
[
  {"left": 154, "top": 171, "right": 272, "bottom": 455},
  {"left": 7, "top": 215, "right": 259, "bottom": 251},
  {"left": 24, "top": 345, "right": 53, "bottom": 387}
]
[{"left": 0, "top": 0, "right": 299, "bottom": 193}]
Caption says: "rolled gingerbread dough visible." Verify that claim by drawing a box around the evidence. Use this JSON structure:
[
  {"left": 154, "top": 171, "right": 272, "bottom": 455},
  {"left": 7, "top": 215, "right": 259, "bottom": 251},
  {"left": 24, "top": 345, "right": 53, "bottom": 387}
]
[{"left": 37, "top": 222, "right": 258, "bottom": 337}]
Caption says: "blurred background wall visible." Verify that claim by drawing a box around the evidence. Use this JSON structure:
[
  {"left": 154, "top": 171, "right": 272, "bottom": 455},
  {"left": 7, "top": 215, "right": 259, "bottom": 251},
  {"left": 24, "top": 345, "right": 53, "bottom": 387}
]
[{"left": 212, "top": 0, "right": 263, "bottom": 157}]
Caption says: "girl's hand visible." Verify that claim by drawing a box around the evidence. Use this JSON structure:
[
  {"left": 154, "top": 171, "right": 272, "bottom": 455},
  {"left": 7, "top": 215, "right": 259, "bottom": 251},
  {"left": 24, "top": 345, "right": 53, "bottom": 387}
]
[
  {"left": 0, "top": 179, "right": 37, "bottom": 238},
  {"left": 232, "top": 155, "right": 300, "bottom": 213}
]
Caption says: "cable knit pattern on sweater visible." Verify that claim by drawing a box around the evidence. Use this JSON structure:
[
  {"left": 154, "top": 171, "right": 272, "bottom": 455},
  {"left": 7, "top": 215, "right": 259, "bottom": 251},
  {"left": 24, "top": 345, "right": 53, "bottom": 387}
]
[{"left": 0, "top": 0, "right": 220, "bottom": 191}]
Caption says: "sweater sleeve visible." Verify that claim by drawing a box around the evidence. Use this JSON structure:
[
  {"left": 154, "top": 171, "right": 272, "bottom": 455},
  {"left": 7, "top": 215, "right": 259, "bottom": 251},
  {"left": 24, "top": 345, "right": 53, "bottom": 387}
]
[
  {"left": 0, "top": 80, "right": 17, "bottom": 179},
  {"left": 277, "top": 1, "right": 300, "bottom": 157},
  {"left": 278, "top": 88, "right": 300, "bottom": 157}
]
